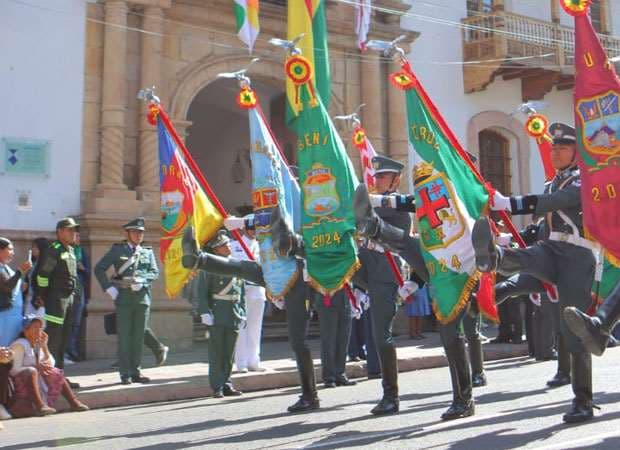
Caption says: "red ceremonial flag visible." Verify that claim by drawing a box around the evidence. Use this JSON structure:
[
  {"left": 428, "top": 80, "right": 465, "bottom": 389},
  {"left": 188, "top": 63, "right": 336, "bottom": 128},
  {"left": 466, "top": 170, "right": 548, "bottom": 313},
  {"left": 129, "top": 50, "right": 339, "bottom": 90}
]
[{"left": 570, "top": 1, "right": 620, "bottom": 265}]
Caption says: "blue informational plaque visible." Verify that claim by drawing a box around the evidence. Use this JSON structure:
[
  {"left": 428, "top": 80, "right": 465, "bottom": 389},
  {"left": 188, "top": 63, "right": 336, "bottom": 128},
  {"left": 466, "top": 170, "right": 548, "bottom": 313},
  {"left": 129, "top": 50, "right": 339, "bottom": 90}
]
[{"left": 1, "top": 137, "right": 50, "bottom": 177}]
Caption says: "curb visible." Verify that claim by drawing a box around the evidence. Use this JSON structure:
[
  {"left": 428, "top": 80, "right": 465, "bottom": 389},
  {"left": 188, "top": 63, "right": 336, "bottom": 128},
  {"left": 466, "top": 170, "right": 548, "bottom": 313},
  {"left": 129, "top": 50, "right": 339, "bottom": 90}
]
[{"left": 54, "top": 344, "right": 529, "bottom": 412}]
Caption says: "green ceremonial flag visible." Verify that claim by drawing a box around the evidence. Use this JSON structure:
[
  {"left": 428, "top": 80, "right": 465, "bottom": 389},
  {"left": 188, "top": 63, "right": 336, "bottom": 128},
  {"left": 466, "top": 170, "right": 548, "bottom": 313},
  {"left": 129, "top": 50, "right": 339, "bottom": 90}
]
[
  {"left": 392, "top": 62, "right": 489, "bottom": 324},
  {"left": 286, "top": 80, "right": 359, "bottom": 295}
]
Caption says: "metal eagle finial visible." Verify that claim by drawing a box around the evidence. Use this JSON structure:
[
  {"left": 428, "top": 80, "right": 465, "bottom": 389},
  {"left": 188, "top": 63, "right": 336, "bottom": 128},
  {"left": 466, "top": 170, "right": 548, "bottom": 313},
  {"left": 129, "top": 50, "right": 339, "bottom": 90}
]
[
  {"left": 334, "top": 103, "right": 366, "bottom": 128},
  {"left": 366, "top": 35, "right": 407, "bottom": 61},
  {"left": 137, "top": 86, "right": 160, "bottom": 104},
  {"left": 216, "top": 58, "right": 260, "bottom": 88},
  {"left": 513, "top": 100, "right": 549, "bottom": 116},
  {"left": 268, "top": 34, "right": 305, "bottom": 56}
]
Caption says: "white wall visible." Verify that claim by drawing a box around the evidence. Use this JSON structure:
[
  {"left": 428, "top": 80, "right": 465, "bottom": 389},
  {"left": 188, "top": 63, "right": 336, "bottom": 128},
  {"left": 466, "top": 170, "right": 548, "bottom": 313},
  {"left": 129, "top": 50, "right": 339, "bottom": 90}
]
[
  {"left": 0, "top": 0, "right": 86, "bottom": 232},
  {"left": 400, "top": 0, "right": 579, "bottom": 194}
]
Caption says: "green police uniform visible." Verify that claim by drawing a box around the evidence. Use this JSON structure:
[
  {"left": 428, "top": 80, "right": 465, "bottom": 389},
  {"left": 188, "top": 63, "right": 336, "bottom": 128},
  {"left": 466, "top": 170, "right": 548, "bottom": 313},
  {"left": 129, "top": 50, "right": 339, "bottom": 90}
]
[
  {"left": 34, "top": 217, "right": 80, "bottom": 369},
  {"left": 94, "top": 218, "right": 159, "bottom": 382},
  {"left": 196, "top": 231, "right": 246, "bottom": 394}
]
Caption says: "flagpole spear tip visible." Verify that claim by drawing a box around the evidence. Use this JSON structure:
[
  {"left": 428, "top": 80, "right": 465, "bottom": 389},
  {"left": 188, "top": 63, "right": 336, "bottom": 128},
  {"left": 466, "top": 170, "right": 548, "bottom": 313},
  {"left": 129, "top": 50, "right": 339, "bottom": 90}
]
[{"left": 137, "top": 86, "right": 160, "bottom": 105}]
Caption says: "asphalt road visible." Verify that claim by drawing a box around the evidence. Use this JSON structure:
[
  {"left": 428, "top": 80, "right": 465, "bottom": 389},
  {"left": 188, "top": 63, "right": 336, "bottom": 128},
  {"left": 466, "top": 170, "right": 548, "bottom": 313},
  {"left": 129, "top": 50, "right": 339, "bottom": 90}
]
[{"left": 3, "top": 351, "right": 620, "bottom": 450}]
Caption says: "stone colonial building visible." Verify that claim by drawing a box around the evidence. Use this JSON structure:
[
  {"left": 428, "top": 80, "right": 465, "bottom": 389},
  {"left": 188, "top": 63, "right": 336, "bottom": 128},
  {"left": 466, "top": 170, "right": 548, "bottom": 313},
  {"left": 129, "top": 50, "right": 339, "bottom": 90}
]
[{"left": 3, "top": 0, "right": 620, "bottom": 357}]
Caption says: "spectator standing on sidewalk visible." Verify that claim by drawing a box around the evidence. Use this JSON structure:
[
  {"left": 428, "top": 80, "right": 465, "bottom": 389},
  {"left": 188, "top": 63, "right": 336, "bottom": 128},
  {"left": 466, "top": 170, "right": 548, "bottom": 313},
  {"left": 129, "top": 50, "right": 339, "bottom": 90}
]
[{"left": 228, "top": 216, "right": 267, "bottom": 373}]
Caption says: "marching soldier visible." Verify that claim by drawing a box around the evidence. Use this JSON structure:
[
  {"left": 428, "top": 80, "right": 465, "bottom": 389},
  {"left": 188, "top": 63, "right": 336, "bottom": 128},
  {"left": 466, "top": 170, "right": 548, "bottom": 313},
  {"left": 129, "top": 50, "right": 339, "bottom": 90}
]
[
  {"left": 95, "top": 218, "right": 159, "bottom": 385},
  {"left": 353, "top": 155, "right": 411, "bottom": 415},
  {"left": 181, "top": 226, "right": 320, "bottom": 411},
  {"left": 471, "top": 122, "right": 598, "bottom": 423},
  {"left": 33, "top": 218, "right": 80, "bottom": 373},
  {"left": 195, "top": 230, "right": 245, "bottom": 398}
]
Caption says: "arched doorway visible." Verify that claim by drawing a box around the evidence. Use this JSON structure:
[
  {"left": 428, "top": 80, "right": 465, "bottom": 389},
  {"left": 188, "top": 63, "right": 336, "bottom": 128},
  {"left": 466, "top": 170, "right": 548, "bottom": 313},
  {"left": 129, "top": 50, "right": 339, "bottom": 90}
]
[{"left": 185, "top": 78, "right": 295, "bottom": 215}]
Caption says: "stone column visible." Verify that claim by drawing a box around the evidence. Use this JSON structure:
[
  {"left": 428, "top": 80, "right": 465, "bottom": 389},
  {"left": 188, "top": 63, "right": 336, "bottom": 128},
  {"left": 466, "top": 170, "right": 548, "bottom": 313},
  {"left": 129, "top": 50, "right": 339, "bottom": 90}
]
[
  {"left": 136, "top": 6, "right": 164, "bottom": 211},
  {"left": 360, "top": 54, "right": 385, "bottom": 152},
  {"left": 98, "top": 0, "right": 129, "bottom": 192}
]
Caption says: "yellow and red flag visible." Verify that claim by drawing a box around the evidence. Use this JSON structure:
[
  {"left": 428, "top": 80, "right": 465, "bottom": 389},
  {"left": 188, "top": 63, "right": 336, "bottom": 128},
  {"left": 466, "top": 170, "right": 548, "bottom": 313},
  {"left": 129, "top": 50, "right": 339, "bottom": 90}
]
[{"left": 156, "top": 109, "right": 224, "bottom": 297}]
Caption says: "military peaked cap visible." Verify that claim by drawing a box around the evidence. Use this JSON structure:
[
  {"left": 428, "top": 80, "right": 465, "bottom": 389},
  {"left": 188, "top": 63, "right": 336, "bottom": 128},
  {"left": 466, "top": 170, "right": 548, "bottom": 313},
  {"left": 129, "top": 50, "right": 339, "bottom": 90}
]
[
  {"left": 56, "top": 217, "right": 80, "bottom": 230},
  {"left": 549, "top": 122, "right": 576, "bottom": 145},
  {"left": 372, "top": 155, "right": 404, "bottom": 174},
  {"left": 123, "top": 217, "right": 146, "bottom": 231},
  {"left": 206, "top": 229, "right": 230, "bottom": 249}
]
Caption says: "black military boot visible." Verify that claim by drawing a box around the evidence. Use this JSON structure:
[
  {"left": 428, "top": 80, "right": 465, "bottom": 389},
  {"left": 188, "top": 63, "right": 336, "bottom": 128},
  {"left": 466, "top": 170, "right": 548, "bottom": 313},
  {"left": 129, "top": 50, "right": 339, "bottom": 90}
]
[
  {"left": 353, "top": 184, "right": 381, "bottom": 238},
  {"left": 547, "top": 335, "right": 571, "bottom": 388},
  {"left": 270, "top": 207, "right": 305, "bottom": 258},
  {"left": 288, "top": 349, "right": 320, "bottom": 413},
  {"left": 472, "top": 218, "right": 500, "bottom": 273},
  {"left": 563, "top": 352, "right": 596, "bottom": 423},
  {"left": 371, "top": 346, "right": 400, "bottom": 415},
  {"left": 564, "top": 282, "right": 620, "bottom": 356},
  {"left": 181, "top": 227, "right": 265, "bottom": 285},
  {"left": 441, "top": 337, "right": 475, "bottom": 420},
  {"left": 468, "top": 337, "right": 487, "bottom": 388}
]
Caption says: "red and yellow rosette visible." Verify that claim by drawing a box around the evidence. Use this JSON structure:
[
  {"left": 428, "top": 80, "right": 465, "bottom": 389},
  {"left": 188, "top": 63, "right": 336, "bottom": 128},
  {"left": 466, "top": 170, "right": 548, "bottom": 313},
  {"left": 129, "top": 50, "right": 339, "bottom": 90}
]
[
  {"left": 560, "top": 0, "right": 591, "bottom": 17},
  {"left": 237, "top": 86, "right": 258, "bottom": 109},
  {"left": 146, "top": 102, "right": 160, "bottom": 126},
  {"left": 525, "top": 114, "right": 552, "bottom": 142},
  {"left": 389, "top": 70, "right": 416, "bottom": 91},
  {"left": 285, "top": 55, "right": 318, "bottom": 110},
  {"left": 352, "top": 126, "right": 367, "bottom": 149}
]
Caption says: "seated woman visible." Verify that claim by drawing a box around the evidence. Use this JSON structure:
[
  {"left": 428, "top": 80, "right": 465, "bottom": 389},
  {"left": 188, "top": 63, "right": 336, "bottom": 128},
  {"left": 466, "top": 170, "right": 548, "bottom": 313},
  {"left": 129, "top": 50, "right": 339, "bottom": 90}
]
[
  {"left": 0, "top": 346, "right": 13, "bottom": 422},
  {"left": 9, "top": 316, "right": 88, "bottom": 417}
]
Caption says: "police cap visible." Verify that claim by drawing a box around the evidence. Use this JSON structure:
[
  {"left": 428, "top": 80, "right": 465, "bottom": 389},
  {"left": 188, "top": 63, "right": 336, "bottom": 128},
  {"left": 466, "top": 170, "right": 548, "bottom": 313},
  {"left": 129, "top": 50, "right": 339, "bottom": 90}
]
[
  {"left": 206, "top": 229, "right": 230, "bottom": 250},
  {"left": 549, "top": 122, "right": 576, "bottom": 145},
  {"left": 372, "top": 155, "right": 404, "bottom": 175},
  {"left": 123, "top": 217, "right": 146, "bottom": 231},
  {"left": 56, "top": 217, "right": 80, "bottom": 230}
]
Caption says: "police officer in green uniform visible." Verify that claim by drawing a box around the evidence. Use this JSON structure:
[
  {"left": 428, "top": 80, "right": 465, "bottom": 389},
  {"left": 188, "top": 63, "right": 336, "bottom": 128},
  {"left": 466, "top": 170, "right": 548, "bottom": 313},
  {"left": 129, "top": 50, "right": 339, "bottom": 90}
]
[
  {"left": 194, "top": 230, "right": 245, "bottom": 398},
  {"left": 471, "top": 122, "right": 598, "bottom": 423},
  {"left": 182, "top": 226, "right": 320, "bottom": 412},
  {"left": 34, "top": 217, "right": 80, "bottom": 371},
  {"left": 95, "top": 218, "right": 159, "bottom": 385}
]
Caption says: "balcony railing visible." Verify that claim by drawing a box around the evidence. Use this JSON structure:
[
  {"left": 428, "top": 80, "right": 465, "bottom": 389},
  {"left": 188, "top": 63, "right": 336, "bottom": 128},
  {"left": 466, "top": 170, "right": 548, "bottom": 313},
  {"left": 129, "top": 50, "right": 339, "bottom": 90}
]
[{"left": 461, "top": 11, "right": 620, "bottom": 94}]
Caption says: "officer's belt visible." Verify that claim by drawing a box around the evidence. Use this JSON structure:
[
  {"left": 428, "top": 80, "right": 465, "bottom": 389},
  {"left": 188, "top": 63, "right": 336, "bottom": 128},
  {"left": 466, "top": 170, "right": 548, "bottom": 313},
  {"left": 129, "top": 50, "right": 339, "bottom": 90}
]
[
  {"left": 111, "top": 278, "right": 143, "bottom": 289},
  {"left": 213, "top": 293, "right": 240, "bottom": 301},
  {"left": 548, "top": 232, "right": 597, "bottom": 250},
  {"left": 363, "top": 239, "right": 385, "bottom": 253}
]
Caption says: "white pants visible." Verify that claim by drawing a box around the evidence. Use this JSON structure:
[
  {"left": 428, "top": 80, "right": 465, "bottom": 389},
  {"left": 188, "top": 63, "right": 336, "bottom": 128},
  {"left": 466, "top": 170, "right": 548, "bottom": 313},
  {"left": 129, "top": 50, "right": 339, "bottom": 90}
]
[{"left": 235, "top": 288, "right": 266, "bottom": 370}]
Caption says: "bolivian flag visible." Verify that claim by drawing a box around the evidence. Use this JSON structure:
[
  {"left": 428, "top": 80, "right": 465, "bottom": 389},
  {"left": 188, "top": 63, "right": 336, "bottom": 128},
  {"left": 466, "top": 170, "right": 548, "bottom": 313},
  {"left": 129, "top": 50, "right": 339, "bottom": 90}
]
[
  {"left": 286, "top": 0, "right": 330, "bottom": 121},
  {"left": 158, "top": 118, "right": 223, "bottom": 297}
]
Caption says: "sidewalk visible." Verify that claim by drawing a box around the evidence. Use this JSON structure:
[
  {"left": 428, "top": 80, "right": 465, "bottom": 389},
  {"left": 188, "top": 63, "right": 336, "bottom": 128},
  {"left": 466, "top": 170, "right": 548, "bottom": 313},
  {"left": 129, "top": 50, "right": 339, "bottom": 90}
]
[{"left": 56, "top": 330, "right": 529, "bottom": 412}]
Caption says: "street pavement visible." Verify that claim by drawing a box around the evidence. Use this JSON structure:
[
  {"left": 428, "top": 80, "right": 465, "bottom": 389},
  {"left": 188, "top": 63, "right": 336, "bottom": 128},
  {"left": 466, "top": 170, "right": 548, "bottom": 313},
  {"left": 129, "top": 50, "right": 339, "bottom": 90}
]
[{"left": 2, "top": 349, "right": 620, "bottom": 449}]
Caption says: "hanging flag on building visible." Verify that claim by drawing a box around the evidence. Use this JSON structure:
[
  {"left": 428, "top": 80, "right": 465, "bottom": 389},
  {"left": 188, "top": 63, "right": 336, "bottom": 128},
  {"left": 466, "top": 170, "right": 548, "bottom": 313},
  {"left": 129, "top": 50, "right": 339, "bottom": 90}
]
[
  {"left": 237, "top": 86, "right": 301, "bottom": 299},
  {"left": 390, "top": 62, "right": 490, "bottom": 323},
  {"left": 567, "top": 0, "right": 620, "bottom": 268},
  {"left": 286, "top": 0, "right": 330, "bottom": 121},
  {"left": 352, "top": 126, "right": 378, "bottom": 190},
  {"left": 284, "top": 60, "right": 359, "bottom": 295},
  {"left": 154, "top": 110, "right": 225, "bottom": 298},
  {"left": 354, "top": 0, "right": 371, "bottom": 50},
  {"left": 235, "top": 0, "right": 260, "bottom": 53}
]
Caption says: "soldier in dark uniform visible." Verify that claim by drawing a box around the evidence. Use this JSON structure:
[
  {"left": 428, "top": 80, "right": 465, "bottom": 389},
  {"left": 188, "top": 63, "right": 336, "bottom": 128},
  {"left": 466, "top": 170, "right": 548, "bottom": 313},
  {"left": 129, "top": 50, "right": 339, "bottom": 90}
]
[
  {"left": 181, "top": 226, "right": 320, "bottom": 412},
  {"left": 95, "top": 218, "right": 159, "bottom": 385},
  {"left": 34, "top": 218, "right": 80, "bottom": 372},
  {"left": 349, "top": 155, "right": 411, "bottom": 415},
  {"left": 194, "top": 230, "right": 245, "bottom": 398},
  {"left": 471, "top": 122, "right": 598, "bottom": 423},
  {"left": 353, "top": 185, "right": 475, "bottom": 420}
]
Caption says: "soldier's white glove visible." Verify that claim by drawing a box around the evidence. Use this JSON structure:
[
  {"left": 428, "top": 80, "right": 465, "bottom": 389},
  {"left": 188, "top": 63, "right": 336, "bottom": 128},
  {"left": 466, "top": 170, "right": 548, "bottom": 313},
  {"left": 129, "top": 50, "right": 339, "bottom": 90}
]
[
  {"left": 272, "top": 298, "right": 286, "bottom": 310},
  {"left": 201, "top": 313, "right": 214, "bottom": 326},
  {"left": 398, "top": 281, "right": 418, "bottom": 302},
  {"left": 131, "top": 283, "right": 143, "bottom": 292},
  {"left": 351, "top": 305, "right": 361, "bottom": 320},
  {"left": 106, "top": 286, "right": 119, "bottom": 300},
  {"left": 369, "top": 194, "right": 395, "bottom": 208},
  {"left": 353, "top": 288, "right": 370, "bottom": 311},
  {"left": 490, "top": 191, "right": 511, "bottom": 211},
  {"left": 224, "top": 216, "right": 245, "bottom": 231},
  {"left": 497, "top": 232, "right": 512, "bottom": 247},
  {"left": 529, "top": 293, "right": 541, "bottom": 307}
]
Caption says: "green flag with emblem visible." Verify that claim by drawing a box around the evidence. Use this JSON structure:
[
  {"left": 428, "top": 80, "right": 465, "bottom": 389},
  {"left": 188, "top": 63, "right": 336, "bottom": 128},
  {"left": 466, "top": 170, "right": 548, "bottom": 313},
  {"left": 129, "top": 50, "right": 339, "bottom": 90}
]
[{"left": 391, "top": 62, "right": 488, "bottom": 323}]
